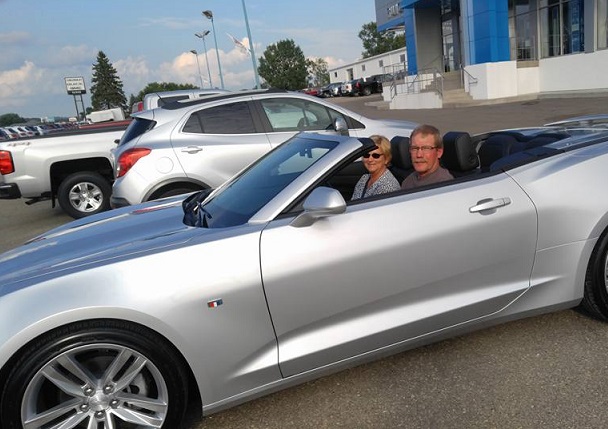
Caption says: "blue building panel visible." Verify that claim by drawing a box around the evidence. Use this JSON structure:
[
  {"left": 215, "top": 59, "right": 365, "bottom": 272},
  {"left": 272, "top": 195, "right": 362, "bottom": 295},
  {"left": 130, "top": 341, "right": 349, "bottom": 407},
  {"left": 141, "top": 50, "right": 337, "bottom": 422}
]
[
  {"left": 467, "top": 0, "right": 510, "bottom": 64},
  {"left": 404, "top": 8, "right": 418, "bottom": 74}
]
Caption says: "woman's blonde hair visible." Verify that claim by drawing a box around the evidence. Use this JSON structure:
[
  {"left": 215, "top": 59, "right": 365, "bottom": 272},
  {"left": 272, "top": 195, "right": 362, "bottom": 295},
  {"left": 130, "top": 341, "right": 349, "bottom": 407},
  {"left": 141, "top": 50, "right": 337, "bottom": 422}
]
[{"left": 369, "top": 134, "right": 392, "bottom": 165}]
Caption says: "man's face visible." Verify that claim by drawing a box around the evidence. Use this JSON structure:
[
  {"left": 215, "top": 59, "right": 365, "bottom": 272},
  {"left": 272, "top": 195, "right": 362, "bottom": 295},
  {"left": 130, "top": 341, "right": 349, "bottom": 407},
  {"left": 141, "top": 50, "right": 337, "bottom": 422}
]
[{"left": 410, "top": 133, "right": 442, "bottom": 177}]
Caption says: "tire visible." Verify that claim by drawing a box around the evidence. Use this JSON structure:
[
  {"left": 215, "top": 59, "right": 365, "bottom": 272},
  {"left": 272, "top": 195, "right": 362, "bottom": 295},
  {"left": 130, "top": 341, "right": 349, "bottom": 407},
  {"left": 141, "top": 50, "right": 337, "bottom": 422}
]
[
  {"left": 0, "top": 320, "right": 189, "bottom": 429},
  {"left": 57, "top": 172, "right": 111, "bottom": 219},
  {"left": 581, "top": 230, "right": 608, "bottom": 321},
  {"left": 362, "top": 87, "right": 372, "bottom": 96},
  {"left": 151, "top": 186, "right": 200, "bottom": 201}
]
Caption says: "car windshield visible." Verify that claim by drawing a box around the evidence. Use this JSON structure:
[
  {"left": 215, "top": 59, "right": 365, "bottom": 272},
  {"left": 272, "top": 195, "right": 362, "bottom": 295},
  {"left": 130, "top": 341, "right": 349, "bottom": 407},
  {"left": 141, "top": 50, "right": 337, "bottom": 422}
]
[{"left": 184, "top": 135, "right": 339, "bottom": 228}]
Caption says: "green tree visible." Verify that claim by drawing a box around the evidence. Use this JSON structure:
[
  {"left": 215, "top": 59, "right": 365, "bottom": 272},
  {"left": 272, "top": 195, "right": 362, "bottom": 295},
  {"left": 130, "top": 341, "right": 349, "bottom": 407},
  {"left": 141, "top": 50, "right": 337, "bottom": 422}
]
[
  {"left": 0, "top": 113, "right": 26, "bottom": 127},
  {"left": 258, "top": 39, "right": 308, "bottom": 90},
  {"left": 132, "top": 82, "right": 198, "bottom": 104},
  {"left": 358, "top": 22, "right": 405, "bottom": 59},
  {"left": 307, "top": 58, "right": 330, "bottom": 87},
  {"left": 90, "top": 51, "right": 128, "bottom": 113}
]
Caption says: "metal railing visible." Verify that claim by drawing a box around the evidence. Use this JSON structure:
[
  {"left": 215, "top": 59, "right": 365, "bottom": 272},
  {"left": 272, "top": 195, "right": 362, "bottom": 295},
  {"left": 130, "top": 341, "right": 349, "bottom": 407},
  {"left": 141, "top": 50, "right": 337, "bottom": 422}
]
[{"left": 461, "top": 67, "right": 477, "bottom": 88}]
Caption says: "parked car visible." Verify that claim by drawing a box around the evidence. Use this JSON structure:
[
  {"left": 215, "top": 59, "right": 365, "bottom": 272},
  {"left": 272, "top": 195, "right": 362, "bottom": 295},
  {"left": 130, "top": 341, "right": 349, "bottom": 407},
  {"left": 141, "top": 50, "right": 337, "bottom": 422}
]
[
  {"left": 340, "top": 79, "right": 357, "bottom": 96},
  {"left": 130, "top": 88, "right": 230, "bottom": 114},
  {"left": 319, "top": 82, "right": 343, "bottom": 97},
  {"left": 2, "top": 119, "right": 608, "bottom": 427},
  {"left": 110, "top": 88, "right": 418, "bottom": 208}
]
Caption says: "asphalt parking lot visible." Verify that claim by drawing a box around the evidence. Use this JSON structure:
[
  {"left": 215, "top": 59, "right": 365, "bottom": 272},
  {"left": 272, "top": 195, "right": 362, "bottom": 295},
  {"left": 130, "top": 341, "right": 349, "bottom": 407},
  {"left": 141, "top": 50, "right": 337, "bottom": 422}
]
[{"left": 3, "top": 93, "right": 608, "bottom": 429}]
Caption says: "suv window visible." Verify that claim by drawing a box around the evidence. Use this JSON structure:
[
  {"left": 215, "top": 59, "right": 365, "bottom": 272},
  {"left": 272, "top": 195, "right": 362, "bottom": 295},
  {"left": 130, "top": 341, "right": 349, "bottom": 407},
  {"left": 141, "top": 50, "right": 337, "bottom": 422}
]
[
  {"left": 118, "top": 118, "right": 156, "bottom": 146},
  {"left": 183, "top": 101, "right": 256, "bottom": 134},
  {"left": 260, "top": 98, "right": 345, "bottom": 132}
]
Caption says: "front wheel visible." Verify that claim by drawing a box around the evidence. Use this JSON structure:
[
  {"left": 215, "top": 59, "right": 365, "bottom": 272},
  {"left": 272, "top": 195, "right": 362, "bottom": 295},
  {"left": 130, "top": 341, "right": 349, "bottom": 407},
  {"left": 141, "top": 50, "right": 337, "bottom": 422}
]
[
  {"left": 0, "top": 320, "right": 189, "bottom": 429},
  {"left": 581, "top": 230, "right": 608, "bottom": 321},
  {"left": 57, "top": 172, "right": 112, "bottom": 219}
]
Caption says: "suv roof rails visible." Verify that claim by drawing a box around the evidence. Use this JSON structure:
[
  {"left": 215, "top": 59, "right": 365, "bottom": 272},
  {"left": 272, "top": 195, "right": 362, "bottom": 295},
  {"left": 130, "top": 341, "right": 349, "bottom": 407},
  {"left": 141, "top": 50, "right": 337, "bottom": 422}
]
[{"left": 161, "top": 88, "right": 289, "bottom": 110}]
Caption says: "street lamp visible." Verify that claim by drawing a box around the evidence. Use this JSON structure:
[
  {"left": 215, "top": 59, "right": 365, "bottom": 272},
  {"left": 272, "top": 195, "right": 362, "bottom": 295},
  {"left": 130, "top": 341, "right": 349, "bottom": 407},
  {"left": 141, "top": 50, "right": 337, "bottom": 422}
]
[
  {"left": 194, "top": 30, "right": 214, "bottom": 89},
  {"left": 241, "top": 0, "right": 261, "bottom": 89},
  {"left": 202, "top": 10, "right": 225, "bottom": 89},
  {"left": 189, "top": 50, "right": 204, "bottom": 89}
]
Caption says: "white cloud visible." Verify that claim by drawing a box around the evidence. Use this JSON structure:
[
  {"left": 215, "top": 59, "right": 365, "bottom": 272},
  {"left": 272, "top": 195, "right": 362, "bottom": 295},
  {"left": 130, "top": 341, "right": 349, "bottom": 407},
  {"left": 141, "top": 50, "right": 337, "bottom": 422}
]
[
  {"left": 0, "top": 61, "right": 44, "bottom": 109},
  {"left": 0, "top": 31, "right": 30, "bottom": 45}
]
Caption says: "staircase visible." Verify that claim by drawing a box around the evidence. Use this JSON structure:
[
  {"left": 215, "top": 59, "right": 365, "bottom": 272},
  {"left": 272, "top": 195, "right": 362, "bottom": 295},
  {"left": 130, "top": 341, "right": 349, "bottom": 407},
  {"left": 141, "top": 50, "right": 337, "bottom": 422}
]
[{"left": 441, "top": 71, "right": 475, "bottom": 108}]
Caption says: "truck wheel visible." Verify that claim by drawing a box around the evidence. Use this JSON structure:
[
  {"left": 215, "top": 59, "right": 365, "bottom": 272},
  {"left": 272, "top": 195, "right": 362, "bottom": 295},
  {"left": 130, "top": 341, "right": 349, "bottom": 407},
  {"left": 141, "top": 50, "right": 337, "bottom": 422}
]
[
  {"left": 362, "top": 87, "right": 372, "bottom": 96},
  {"left": 57, "top": 172, "right": 111, "bottom": 219}
]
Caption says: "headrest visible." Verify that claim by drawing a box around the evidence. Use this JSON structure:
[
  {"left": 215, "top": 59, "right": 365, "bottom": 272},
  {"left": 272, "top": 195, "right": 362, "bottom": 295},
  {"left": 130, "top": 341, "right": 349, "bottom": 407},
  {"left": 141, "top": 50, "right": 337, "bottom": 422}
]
[
  {"left": 390, "top": 136, "right": 412, "bottom": 170},
  {"left": 478, "top": 133, "right": 525, "bottom": 170},
  {"left": 442, "top": 131, "right": 479, "bottom": 172}
]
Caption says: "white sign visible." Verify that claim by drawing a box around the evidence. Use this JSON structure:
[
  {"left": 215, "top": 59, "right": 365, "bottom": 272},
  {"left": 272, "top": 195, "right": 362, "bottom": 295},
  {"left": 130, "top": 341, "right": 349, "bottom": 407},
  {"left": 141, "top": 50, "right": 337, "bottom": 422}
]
[{"left": 65, "top": 77, "right": 86, "bottom": 95}]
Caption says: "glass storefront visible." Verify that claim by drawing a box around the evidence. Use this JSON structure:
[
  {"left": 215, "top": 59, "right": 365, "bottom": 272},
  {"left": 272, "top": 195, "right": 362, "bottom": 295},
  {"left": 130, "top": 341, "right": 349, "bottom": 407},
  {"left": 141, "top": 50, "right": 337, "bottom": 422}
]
[{"left": 539, "top": 0, "right": 584, "bottom": 57}]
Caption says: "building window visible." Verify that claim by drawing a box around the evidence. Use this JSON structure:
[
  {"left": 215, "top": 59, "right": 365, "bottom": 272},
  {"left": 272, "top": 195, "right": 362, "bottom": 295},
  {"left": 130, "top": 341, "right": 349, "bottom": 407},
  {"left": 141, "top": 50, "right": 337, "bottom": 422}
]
[
  {"left": 400, "top": 54, "right": 406, "bottom": 62},
  {"left": 509, "top": 0, "right": 538, "bottom": 60},
  {"left": 334, "top": 72, "right": 338, "bottom": 78},
  {"left": 599, "top": 0, "right": 608, "bottom": 49},
  {"left": 379, "top": 60, "right": 384, "bottom": 67},
  {"left": 362, "top": 64, "right": 366, "bottom": 72},
  {"left": 540, "top": 0, "right": 584, "bottom": 58}
]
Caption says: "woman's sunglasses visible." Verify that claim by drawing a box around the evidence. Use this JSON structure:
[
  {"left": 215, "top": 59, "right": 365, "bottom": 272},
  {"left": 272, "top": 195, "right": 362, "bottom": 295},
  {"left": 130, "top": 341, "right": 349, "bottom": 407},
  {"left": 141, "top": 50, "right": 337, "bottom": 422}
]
[{"left": 363, "top": 153, "right": 383, "bottom": 159}]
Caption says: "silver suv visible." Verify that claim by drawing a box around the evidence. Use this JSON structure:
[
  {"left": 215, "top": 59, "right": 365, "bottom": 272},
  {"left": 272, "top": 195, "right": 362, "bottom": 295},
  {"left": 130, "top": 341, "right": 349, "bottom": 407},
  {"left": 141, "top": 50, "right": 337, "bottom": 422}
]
[{"left": 111, "top": 89, "right": 417, "bottom": 208}]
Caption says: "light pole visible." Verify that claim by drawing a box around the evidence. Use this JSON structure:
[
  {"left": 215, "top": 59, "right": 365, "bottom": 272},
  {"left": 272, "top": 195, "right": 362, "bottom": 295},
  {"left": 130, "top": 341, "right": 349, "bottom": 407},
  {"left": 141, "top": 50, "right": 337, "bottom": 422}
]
[
  {"left": 195, "top": 30, "right": 214, "bottom": 88},
  {"left": 241, "top": 0, "right": 260, "bottom": 89},
  {"left": 202, "top": 10, "right": 225, "bottom": 89},
  {"left": 189, "top": 50, "right": 204, "bottom": 89}
]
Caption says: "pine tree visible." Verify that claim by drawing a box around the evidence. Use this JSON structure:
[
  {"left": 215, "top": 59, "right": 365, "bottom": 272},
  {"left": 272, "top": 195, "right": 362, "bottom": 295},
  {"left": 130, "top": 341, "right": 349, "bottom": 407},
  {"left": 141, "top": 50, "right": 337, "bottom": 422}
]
[{"left": 90, "top": 51, "right": 128, "bottom": 113}]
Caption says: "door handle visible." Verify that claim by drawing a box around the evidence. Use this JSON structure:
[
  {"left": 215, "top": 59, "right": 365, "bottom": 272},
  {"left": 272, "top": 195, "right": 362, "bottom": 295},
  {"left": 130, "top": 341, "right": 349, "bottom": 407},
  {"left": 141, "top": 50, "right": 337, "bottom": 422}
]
[
  {"left": 469, "top": 197, "right": 511, "bottom": 213},
  {"left": 181, "top": 146, "right": 203, "bottom": 154}
]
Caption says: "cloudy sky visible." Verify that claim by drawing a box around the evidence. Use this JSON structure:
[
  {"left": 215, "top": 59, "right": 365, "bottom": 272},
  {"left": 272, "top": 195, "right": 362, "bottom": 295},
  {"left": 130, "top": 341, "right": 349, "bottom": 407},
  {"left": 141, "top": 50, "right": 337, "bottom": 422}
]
[{"left": 0, "top": 0, "right": 376, "bottom": 119}]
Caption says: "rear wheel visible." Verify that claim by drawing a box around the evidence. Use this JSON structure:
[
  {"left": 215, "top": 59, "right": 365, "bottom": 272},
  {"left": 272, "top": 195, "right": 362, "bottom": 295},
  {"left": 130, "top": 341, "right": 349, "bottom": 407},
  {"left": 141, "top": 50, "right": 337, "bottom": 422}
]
[
  {"left": 362, "top": 87, "right": 372, "bottom": 96},
  {"left": 0, "top": 320, "right": 189, "bottom": 429},
  {"left": 581, "top": 230, "right": 608, "bottom": 321},
  {"left": 57, "top": 172, "right": 111, "bottom": 219},
  {"left": 150, "top": 185, "right": 200, "bottom": 201}
]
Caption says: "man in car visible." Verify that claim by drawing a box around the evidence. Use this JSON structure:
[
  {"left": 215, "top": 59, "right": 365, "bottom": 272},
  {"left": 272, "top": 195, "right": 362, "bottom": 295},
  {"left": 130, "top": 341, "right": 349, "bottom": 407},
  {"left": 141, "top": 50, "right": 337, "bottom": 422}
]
[{"left": 401, "top": 124, "right": 453, "bottom": 189}]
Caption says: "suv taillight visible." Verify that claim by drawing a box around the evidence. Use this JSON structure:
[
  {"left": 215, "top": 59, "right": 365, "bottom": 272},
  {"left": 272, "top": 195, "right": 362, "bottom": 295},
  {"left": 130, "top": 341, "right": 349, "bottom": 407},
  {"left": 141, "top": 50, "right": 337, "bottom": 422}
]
[
  {"left": 0, "top": 151, "right": 14, "bottom": 174},
  {"left": 116, "top": 148, "right": 151, "bottom": 178}
]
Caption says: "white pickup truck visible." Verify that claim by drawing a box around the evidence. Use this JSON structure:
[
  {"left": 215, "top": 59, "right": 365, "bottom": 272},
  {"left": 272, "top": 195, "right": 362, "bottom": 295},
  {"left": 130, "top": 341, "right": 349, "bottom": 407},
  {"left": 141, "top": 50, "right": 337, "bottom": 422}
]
[{"left": 0, "top": 121, "right": 129, "bottom": 218}]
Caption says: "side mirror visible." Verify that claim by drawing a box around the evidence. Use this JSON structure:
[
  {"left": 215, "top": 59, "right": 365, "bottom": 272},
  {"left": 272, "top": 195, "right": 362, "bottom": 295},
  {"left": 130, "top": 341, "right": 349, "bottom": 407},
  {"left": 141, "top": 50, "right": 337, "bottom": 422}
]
[
  {"left": 333, "top": 117, "right": 349, "bottom": 136},
  {"left": 290, "top": 187, "right": 346, "bottom": 228}
]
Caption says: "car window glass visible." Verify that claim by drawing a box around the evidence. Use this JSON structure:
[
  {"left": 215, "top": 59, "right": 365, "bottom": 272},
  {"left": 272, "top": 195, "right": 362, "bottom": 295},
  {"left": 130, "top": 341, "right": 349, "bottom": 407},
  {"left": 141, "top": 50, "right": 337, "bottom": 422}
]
[
  {"left": 199, "top": 136, "right": 338, "bottom": 228},
  {"left": 187, "top": 102, "right": 256, "bottom": 134},
  {"left": 260, "top": 98, "right": 340, "bottom": 132},
  {"left": 157, "top": 95, "right": 189, "bottom": 107}
]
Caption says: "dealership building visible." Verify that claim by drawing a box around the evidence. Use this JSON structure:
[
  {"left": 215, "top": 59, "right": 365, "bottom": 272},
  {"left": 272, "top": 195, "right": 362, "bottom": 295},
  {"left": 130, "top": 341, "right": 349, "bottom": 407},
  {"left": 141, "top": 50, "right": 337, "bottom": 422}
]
[{"left": 338, "top": 0, "right": 608, "bottom": 108}]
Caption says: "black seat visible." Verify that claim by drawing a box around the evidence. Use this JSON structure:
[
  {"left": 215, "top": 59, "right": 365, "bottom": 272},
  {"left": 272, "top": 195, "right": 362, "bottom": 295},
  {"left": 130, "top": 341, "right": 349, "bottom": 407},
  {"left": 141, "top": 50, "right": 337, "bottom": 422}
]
[
  {"left": 478, "top": 133, "right": 526, "bottom": 171},
  {"left": 441, "top": 131, "right": 479, "bottom": 177},
  {"left": 389, "top": 136, "right": 413, "bottom": 183},
  {"left": 524, "top": 132, "right": 569, "bottom": 149}
]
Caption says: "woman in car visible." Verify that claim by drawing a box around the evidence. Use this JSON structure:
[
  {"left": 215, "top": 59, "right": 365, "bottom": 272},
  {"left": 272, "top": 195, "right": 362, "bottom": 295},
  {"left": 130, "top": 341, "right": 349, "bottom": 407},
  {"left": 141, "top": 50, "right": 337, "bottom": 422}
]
[{"left": 351, "top": 134, "right": 400, "bottom": 200}]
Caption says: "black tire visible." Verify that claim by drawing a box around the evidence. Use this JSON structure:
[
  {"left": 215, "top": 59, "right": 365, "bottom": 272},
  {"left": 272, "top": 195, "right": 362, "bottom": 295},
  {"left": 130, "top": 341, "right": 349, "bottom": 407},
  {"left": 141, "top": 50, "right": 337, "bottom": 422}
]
[
  {"left": 151, "top": 186, "right": 200, "bottom": 201},
  {"left": 57, "top": 172, "right": 112, "bottom": 219},
  {"left": 0, "top": 320, "right": 189, "bottom": 429},
  {"left": 581, "top": 230, "right": 608, "bottom": 321},
  {"left": 362, "top": 87, "right": 372, "bottom": 96}
]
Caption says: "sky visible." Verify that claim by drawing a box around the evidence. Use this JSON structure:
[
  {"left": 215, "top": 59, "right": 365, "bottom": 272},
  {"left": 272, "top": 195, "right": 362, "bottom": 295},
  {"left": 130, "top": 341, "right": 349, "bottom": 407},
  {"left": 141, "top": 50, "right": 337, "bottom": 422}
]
[{"left": 0, "top": 0, "right": 377, "bottom": 119}]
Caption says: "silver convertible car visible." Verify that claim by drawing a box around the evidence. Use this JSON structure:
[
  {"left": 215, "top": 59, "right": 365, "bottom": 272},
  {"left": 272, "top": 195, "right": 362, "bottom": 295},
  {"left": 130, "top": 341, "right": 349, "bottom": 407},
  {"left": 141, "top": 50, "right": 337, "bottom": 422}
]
[{"left": 2, "top": 121, "right": 608, "bottom": 428}]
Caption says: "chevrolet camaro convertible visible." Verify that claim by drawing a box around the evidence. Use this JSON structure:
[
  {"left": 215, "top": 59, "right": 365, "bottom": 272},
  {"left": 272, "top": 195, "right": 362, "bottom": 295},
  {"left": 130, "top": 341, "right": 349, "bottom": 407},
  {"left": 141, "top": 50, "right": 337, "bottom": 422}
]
[{"left": 2, "top": 119, "right": 608, "bottom": 428}]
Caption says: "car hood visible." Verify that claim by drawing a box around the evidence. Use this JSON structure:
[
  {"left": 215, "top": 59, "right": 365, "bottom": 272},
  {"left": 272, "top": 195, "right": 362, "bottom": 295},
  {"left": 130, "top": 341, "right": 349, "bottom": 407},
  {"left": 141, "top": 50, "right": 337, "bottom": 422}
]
[{"left": 0, "top": 197, "right": 198, "bottom": 290}]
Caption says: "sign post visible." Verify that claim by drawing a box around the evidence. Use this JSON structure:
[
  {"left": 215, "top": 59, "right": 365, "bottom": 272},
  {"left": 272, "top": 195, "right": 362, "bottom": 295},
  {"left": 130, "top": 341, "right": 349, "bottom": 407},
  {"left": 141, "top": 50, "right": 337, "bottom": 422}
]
[{"left": 64, "top": 77, "right": 87, "bottom": 121}]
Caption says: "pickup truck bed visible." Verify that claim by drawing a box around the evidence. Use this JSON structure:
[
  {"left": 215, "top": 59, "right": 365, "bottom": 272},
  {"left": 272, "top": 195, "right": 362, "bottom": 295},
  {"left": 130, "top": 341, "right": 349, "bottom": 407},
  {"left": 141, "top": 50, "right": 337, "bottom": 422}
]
[{"left": 0, "top": 121, "right": 130, "bottom": 218}]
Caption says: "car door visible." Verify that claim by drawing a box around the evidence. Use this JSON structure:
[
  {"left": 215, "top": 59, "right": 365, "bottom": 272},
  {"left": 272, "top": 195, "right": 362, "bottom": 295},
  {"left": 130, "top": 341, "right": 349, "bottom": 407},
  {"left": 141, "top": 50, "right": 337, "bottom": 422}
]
[
  {"left": 171, "top": 100, "right": 272, "bottom": 187},
  {"left": 259, "top": 174, "right": 538, "bottom": 377},
  {"left": 257, "top": 98, "right": 350, "bottom": 147}
]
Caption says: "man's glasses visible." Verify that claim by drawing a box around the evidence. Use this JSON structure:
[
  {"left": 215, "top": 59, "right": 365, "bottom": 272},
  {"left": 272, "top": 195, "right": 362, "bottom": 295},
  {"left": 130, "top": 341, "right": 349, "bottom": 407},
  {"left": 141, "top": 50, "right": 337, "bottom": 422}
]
[
  {"left": 409, "top": 145, "right": 438, "bottom": 153},
  {"left": 363, "top": 153, "right": 383, "bottom": 159}
]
